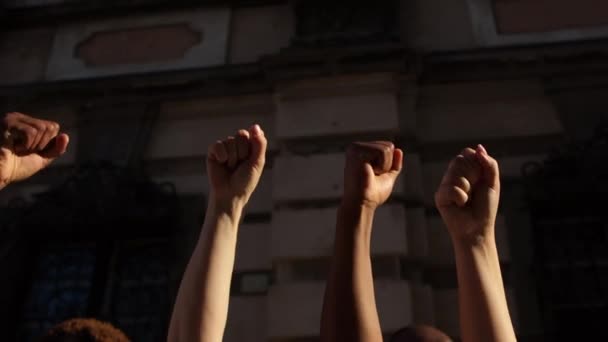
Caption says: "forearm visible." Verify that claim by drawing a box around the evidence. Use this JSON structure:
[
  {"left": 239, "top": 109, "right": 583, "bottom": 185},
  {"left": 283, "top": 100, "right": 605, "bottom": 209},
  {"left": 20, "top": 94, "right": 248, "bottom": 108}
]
[
  {"left": 321, "top": 203, "right": 382, "bottom": 342},
  {"left": 168, "top": 199, "right": 243, "bottom": 342},
  {"left": 452, "top": 232, "right": 516, "bottom": 342}
]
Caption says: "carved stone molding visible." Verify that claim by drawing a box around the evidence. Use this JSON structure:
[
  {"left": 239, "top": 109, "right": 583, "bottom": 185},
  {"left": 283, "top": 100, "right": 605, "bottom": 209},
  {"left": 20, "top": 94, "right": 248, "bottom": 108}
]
[{"left": 75, "top": 23, "right": 202, "bottom": 67}]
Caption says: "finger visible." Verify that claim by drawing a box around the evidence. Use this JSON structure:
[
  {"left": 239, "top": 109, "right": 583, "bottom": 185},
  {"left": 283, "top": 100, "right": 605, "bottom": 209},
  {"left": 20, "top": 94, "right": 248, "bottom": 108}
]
[
  {"left": 10, "top": 122, "right": 37, "bottom": 154},
  {"left": 224, "top": 137, "right": 238, "bottom": 169},
  {"left": 208, "top": 140, "right": 228, "bottom": 163},
  {"left": 29, "top": 125, "right": 45, "bottom": 152},
  {"left": 460, "top": 147, "right": 478, "bottom": 170},
  {"left": 248, "top": 124, "right": 267, "bottom": 169},
  {"left": 476, "top": 144, "right": 500, "bottom": 191},
  {"left": 19, "top": 116, "right": 48, "bottom": 151},
  {"left": 447, "top": 154, "right": 480, "bottom": 186},
  {"left": 366, "top": 141, "right": 393, "bottom": 173},
  {"left": 444, "top": 175, "right": 472, "bottom": 195},
  {"left": 391, "top": 148, "right": 404, "bottom": 173},
  {"left": 350, "top": 141, "right": 394, "bottom": 174},
  {"left": 37, "top": 122, "right": 60, "bottom": 152},
  {"left": 40, "top": 133, "right": 69, "bottom": 160},
  {"left": 378, "top": 142, "right": 394, "bottom": 173},
  {"left": 235, "top": 129, "right": 250, "bottom": 161},
  {"left": 435, "top": 184, "right": 469, "bottom": 208}
]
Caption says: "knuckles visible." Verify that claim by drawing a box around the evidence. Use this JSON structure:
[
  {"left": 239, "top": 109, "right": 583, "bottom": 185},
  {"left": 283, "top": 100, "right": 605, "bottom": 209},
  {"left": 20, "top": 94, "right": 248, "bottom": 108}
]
[{"left": 346, "top": 141, "right": 395, "bottom": 173}]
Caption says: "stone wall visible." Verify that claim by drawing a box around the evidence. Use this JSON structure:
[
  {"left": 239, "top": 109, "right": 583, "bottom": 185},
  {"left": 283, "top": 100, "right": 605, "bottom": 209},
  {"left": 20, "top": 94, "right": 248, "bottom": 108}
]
[
  {"left": 2, "top": 1, "right": 608, "bottom": 341},
  {"left": 0, "top": 71, "right": 574, "bottom": 340}
]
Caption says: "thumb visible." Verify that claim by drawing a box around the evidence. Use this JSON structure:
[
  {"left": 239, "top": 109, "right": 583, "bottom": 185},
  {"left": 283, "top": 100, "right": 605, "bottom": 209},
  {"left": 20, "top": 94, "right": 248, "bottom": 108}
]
[
  {"left": 247, "top": 124, "right": 267, "bottom": 169},
  {"left": 40, "top": 133, "right": 69, "bottom": 161}
]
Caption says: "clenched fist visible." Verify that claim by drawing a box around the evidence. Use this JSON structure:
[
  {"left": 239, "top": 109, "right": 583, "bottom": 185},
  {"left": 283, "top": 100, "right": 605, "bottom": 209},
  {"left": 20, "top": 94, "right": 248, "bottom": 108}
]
[
  {"left": 207, "top": 124, "right": 267, "bottom": 208},
  {"left": 434, "top": 145, "right": 500, "bottom": 242},
  {"left": 343, "top": 141, "right": 403, "bottom": 210},
  {"left": 0, "top": 112, "right": 70, "bottom": 190}
]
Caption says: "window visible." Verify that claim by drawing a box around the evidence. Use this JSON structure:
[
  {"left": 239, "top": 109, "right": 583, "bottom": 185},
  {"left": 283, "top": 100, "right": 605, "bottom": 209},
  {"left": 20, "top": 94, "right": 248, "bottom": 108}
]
[
  {"left": 19, "top": 244, "right": 96, "bottom": 341},
  {"left": 13, "top": 164, "right": 178, "bottom": 341},
  {"left": 108, "top": 240, "right": 170, "bottom": 341}
]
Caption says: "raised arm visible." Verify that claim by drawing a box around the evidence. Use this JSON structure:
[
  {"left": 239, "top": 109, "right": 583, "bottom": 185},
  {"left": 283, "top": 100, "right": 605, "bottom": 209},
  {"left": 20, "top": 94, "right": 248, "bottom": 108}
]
[
  {"left": 321, "top": 141, "right": 403, "bottom": 342},
  {"left": 0, "top": 112, "right": 69, "bottom": 191},
  {"left": 434, "top": 145, "right": 516, "bottom": 342},
  {"left": 168, "top": 125, "right": 267, "bottom": 342}
]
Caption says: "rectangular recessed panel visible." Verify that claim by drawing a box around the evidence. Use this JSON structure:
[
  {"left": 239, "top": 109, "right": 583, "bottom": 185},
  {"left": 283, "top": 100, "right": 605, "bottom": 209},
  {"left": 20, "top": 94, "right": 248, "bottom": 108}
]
[
  {"left": 493, "top": 0, "right": 608, "bottom": 34},
  {"left": 235, "top": 224, "right": 272, "bottom": 271},
  {"left": 0, "top": 28, "right": 54, "bottom": 85},
  {"left": 225, "top": 297, "right": 267, "bottom": 342},
  {"left": 277, "top": 93, "right": 399, "bottom": 139},
  {"left": 229, "top": 4, "right": 294, "bottom": 64},
  {"left": 271, "top": 204, "right": 407, "bottom": 259},
  {"left": 418, "top": 81, "right": 562, "bottom": 143},
  {"left": 46, "top": 9, "right": 230, "bottom": 80},
  {"left": 146, "top": 113, "right": 275, "bottom": 159},
  {"left": 273, "top": 153, "right": 405, "bottom": 202},
  {"left": 268, "top": 281, "right": 412, "bottom": 338}
]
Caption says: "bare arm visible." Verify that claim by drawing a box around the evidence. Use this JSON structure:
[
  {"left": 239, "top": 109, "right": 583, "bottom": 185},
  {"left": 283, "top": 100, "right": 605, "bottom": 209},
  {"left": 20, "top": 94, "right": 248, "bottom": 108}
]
[
  {"left": 167, "top": 201, "right": 242, "bottom": 342},
  {"left": 168, "top": 125, "right": 267, "bottom": 342},
  {"left": 452, "top": 233, "right": 514, "bottom": 342},
  {"left": 321, "top": 142, "right": 403, "bottom": 342},
  {"left": 435, "top": 145, "right": 516, "bottom": 342},
  {"left": 321, "top": 203, "right": 380, "bottom": 342}
]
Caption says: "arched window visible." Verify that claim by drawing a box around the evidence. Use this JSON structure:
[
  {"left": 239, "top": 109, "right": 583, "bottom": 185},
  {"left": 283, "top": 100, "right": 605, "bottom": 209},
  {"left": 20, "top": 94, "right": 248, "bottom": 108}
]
[
  {"left": 523, "top": 125, "right": 608, "bottom": 340},
  {"left": 8, "top": 163, "right": 178, "bottom": 342}
]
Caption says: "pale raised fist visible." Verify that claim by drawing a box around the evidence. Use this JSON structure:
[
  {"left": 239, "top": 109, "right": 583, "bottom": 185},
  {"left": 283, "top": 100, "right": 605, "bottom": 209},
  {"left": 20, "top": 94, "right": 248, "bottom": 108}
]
[
  {"left": 207, "top": 124, "right": 267, "bottom": 207},
  {"left": 434, "top": 145, "right": 500, "bottom": 241},
  {"left": 343, "top": 141, "right": 403, "bottom": 210},
  {"left": 0, "top": 112, "right": 70, "bottom": 189}
]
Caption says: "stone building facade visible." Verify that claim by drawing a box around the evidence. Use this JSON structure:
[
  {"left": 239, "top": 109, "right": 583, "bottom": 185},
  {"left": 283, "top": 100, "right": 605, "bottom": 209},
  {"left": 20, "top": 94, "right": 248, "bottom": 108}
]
[{"left": 1, "top": 0, "right": 607, "bottom": 341}]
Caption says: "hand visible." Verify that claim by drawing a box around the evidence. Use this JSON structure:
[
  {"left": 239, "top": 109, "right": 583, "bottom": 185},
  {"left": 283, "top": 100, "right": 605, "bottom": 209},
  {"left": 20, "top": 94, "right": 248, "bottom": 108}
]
[
  {"left": 207, "top": 124, "right": 267, "bottom": 209},
  {"left": 0, "top": 112, "right": 70, "bottom": 189},
  {"left": 343, "top": 141, "right": 403, "bottom": 210},
  {"left": 434, "top": 145, "right": 500, "bottom": 242}
]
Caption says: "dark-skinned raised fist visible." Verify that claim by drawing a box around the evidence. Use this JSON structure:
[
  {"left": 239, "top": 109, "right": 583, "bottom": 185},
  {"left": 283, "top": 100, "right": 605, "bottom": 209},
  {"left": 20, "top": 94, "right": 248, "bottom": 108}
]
[{"left": 343, "top": 141, "right": 404, "bottom": 210}]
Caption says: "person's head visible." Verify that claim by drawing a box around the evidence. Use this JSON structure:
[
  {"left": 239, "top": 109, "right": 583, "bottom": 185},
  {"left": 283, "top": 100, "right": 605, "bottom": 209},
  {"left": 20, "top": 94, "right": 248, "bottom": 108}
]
[
  {"left": 389, "top": 325, "right": 452, "bottom": 342},
  {"left": 39, "top": 318, "right": 130, "bottom": 342}
]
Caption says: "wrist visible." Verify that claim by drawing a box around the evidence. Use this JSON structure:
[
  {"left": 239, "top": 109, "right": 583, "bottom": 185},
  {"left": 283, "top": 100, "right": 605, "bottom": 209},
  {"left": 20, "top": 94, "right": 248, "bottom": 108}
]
[
  {"left": 449, "top": 226, "right": 496, "bottom": 250},
  {"left": 340, "top": 195, "right": 379, "bottom": 212},
  {"left": 338, "top": 200, "right": 376, "bottom": 238},
  {"left": 208, "top": 195, "right": 246, "bottom": 221},
  {"left": 339, "top": 199, "right": 376, "bottom": 217}
]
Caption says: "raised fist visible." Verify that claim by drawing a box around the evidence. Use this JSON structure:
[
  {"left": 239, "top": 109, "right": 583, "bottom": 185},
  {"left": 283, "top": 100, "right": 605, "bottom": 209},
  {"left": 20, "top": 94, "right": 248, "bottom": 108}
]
[
  {"left": 207, "top": 124, "right": 267, "bottom": 207},
  {"left": 434, "top": 145, "right": 500, "bottom": 242},
  {"left": 343, "top": 141, "right": 403, "bottom": 210},
  {"left": 0, "top": 112, "right": 70, "bottom": 189}
]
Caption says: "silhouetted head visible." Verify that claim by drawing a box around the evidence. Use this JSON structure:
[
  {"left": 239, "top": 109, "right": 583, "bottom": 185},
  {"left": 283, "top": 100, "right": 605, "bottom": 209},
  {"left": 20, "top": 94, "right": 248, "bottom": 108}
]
[
  {"left": 39, "top": 318, "right": 130, "bottom": 342},
  {"left": 389, "top": 325, "right": 452, "bottom": 342}
]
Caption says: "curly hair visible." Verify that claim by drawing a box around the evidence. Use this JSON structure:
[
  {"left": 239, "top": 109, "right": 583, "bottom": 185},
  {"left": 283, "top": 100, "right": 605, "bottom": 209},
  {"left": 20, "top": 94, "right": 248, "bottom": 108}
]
[
  {"left": 389, "top": 325, "right": 452, "bottom": 342},
  {"left": 39, "top": 318, "right": 130, "bottom": 342}
]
